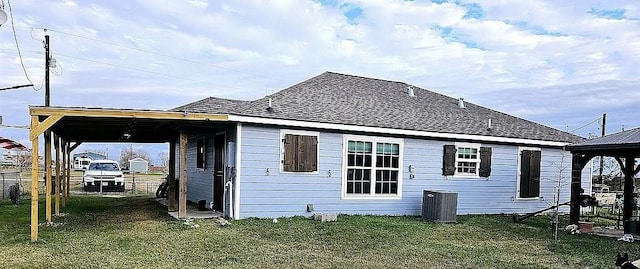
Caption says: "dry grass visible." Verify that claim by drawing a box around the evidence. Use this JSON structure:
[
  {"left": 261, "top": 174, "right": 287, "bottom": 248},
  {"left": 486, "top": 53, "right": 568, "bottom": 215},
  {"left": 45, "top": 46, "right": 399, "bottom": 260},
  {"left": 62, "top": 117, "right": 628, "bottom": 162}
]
[{"left": 1, "top": 195, "right": 639, "bottom": 268}]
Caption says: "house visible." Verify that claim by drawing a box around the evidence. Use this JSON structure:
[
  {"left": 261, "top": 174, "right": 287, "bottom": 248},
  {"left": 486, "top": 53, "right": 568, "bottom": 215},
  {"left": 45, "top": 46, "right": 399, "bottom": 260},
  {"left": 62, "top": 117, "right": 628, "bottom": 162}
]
[
  {"left": 72, "top": 151, "right": 107, "bottom": 170},
  {"left": 171, "top": 72, "right": 591, "bottom": 219}
]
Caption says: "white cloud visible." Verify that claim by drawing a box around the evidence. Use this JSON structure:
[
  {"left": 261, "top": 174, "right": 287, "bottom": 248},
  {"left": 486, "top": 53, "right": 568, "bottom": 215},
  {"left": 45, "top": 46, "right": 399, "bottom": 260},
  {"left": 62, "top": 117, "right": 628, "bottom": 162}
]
[{"left": 1, "top": 0, "right": 639, "bottom": 152}]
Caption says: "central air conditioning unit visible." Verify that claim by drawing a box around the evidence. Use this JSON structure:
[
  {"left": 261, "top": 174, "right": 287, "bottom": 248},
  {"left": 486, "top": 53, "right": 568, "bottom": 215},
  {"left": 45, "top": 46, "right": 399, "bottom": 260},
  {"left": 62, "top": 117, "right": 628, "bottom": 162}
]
[{"left": 422, "top": 190, "right": 458, "bottom": 223}]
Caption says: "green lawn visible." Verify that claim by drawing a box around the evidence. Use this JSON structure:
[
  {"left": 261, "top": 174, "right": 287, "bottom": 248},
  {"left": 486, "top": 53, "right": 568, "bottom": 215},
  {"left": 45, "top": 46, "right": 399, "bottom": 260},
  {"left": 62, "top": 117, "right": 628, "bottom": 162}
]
[{"left": 1, "top": 196, "right": 638, "bottom": 268}]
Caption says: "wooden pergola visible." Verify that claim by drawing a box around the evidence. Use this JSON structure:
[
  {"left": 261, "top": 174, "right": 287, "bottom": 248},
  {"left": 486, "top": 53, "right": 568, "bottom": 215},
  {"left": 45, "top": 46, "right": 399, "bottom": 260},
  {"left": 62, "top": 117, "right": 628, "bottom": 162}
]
[
  {"left": 566, "top": 127, "right": 640, "bottom": 234},
  {"left": 28, "top": 106, "right": 228, "bottom": 241}
]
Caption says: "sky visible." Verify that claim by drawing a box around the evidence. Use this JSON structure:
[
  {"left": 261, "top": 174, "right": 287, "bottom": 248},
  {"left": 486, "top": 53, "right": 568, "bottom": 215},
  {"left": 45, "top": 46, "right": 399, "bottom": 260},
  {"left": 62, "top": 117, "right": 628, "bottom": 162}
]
[{"left": 1, "top": 0, "right": 639, "bottom": 164}]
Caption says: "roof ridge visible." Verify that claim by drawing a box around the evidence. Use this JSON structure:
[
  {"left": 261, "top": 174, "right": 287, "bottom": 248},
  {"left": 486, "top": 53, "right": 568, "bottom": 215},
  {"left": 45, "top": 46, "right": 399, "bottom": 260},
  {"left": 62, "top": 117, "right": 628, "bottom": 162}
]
[{"left": 324, "top": 71, "right": 408, "bottom": 86}]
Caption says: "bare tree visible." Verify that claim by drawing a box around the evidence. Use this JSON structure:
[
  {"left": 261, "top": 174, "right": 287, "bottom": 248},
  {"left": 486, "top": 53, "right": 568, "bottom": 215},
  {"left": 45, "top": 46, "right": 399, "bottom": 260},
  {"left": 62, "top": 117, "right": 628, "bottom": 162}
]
[
  {"left": 13, "top": 150, "right": 32, "bottom": 172},
  {"left": 120, "top": 147, "right": 151, "bottom": 170},
  {"left": 540, "top": 151, "right": 572, "bottom": 241},
  {"left": 156, "top": 152, "right": 168, "bottom": 168},
  {"left": 591, "top": 157, "right": 622, "bottom": 190}
]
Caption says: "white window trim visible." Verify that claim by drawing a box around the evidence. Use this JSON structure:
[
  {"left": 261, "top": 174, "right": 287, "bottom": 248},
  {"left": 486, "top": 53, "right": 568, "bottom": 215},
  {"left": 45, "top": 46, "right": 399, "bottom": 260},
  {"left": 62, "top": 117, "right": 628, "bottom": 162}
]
[
  {"left": 341, "top": 134, "right": 403, "bottom": 200},
  {"left": 515, "top": 146, "right": 542, "bottom": 200},
  {"left": 279, "top": 129, "right": 320, "bottom": 174},
  {"left": 452, "top": 142, "right": 481, "bottom": 178}
]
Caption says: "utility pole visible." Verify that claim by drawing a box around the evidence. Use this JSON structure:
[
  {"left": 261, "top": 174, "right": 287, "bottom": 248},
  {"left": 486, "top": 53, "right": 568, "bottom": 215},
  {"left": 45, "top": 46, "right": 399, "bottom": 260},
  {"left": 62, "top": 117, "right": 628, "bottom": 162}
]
[
  {"left": 44, "top": 32, "right": 53, "bottom": 221},
  {"left": 599, "top": 113, "right": 606, "bottom": 184},
  {"left": 45, "top": 33, "right": 50, "bottom": 106}
]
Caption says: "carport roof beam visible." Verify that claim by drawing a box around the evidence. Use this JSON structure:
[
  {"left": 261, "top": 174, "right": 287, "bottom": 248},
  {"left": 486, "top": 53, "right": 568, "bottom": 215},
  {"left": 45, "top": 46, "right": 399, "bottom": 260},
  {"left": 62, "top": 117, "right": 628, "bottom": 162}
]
[{"left": 29, "top": 106, "right": 229, "bottom": 121}]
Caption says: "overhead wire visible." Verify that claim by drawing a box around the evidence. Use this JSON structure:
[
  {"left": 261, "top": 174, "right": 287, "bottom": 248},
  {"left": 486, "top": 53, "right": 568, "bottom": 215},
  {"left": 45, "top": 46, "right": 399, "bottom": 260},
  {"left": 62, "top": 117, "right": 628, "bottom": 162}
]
[
  {"left": 6, "top": 0, "right": 38, "bottom": 91},
  {"left": 570, "top": 116, "right": 602, "bottom": 133},
  {"left": 53, "top": 53, "right": 246, "bottom": 90},
  {"left": 45, "top": 28, "right": 286, "bottom": 83}
]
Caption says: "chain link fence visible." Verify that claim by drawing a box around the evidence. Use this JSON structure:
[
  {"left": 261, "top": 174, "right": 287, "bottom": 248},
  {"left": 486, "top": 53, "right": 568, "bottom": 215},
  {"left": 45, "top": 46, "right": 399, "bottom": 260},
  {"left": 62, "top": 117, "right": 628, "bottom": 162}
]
[{"left": 1, "top": 171, "right": 23, "bottom": 200}]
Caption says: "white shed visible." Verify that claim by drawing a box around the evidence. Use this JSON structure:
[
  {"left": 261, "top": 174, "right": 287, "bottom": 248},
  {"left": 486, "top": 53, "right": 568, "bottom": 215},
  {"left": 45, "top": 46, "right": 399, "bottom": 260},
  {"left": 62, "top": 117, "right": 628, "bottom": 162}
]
[{"left": 129, "top": 157, "right": 149, "bottom": 173}]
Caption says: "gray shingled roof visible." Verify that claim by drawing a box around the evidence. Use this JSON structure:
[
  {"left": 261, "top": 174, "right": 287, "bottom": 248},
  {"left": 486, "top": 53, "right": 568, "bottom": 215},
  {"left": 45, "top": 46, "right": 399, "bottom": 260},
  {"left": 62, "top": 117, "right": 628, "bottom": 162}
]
[
  {"left": 566, "top": 127, "right": 640, "bottom": 151},
  {"left": 172, "top": 97, "right": 249, "bottom": 114},
  {"left": 172, "top": 72, "right": 583, "bottom": 143}
]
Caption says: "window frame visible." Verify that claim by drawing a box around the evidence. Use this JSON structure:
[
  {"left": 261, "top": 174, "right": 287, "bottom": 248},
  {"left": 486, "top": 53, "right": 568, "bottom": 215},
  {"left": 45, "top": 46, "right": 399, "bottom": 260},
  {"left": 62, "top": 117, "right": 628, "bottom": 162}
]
[
  {"left": 196, "top": 137, "right": 206, "bottom": 170},
  {"left": 516, "top": 146, "right": 542, "bottom": 200},
  {"left": 279, "top": 129, "right": 320, "bottom": 174},
  {"left": 341, "top": 135, "right": 403, "bottom": 200},
  {"left": 453, "top": 142, "right": 481, "bottom": 178}
]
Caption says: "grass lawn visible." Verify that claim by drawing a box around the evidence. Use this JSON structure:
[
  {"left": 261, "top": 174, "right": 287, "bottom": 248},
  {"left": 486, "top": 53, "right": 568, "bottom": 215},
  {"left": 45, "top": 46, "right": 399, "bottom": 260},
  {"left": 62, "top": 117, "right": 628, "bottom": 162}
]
[{"left": 1, "top": 195, "right": 639, "bottom": 268}]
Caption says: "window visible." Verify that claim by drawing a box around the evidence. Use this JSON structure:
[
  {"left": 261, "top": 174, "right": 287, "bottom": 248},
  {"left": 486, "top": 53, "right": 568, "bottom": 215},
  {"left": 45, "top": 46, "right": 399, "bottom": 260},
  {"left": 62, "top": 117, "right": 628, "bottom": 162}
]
[
  {"left": 281, "top": 130, "right": 318, "bottom": 173},
  {"left": 196, "top": 138, "right": 206, "bottom": 169},
  {"left": 442, "top": 143, "right": 492, "bottom": 177},
  {"left": 343, "top": 136, "right": 403, "bottom": 198},
  {"left": 518, "top": 148, "right": 541, "bottom": 198}
]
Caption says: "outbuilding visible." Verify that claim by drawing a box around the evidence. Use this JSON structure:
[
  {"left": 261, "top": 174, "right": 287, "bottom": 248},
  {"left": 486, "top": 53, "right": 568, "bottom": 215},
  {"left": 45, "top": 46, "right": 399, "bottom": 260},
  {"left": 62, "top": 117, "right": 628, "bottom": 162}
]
[{"left": 129, "top": 157, "right": 149, "bottom": 173}]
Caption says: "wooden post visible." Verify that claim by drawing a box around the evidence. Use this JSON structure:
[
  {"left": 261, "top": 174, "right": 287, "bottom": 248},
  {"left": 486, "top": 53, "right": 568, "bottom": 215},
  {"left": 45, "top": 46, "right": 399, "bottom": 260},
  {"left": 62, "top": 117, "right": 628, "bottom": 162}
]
[
  {"left": 179, "top": 130, "right": 187, "bottom": 218},
  {"left": 66, "top": 141, "right": 71, "bottom": 201},
  {"left": 569, "top": 154, "right": 584, "bottom": 225},
  {"left": 30, "top": 116, "right": 40, "bottom": 242},
  {"left": 54, "top": 133, "right": 60, "bottom": 216},
  {"left": 61, "top": 139, "right": 66, "bottom": 207},
  {"left": 168, "top": 139, "right": 176, "bottom": 211},
  {"left": 623, "top": 156, "right": 635, "bottom": 234},
  {"left": 45, "top": 130, "right": 52, "bottom": 223}
]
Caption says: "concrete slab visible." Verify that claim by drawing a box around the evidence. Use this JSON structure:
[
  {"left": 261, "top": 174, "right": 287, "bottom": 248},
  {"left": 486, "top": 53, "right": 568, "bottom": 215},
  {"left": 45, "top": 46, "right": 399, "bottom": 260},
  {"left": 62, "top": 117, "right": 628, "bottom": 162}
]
[{"left": 155, "top": 198, "right": 223, "bottom": 219}]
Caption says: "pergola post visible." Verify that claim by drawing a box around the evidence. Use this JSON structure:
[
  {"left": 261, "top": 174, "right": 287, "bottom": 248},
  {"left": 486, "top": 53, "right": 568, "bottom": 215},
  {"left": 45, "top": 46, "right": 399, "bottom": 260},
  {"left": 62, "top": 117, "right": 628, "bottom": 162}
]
[
  {"left": 45, "top": 131, "right": 52, "bottom": 223},
  {"left": 64, "top": 141, "right": 70, "bottom": 204},
  {"left": 61, "top": 139, "right": 67, "bottom": 208},
  {"left": 179, "top": 130, "right": 187, "bottom": 218},
  {"left": 569, "top": 154, "right": 583, "bottom": 225},
  {"left": 569, "top": 153, "right": 592, "bottom": 225},
  {"left": 168, "top": 139, "right": 176, "bottom": 211},
  {"left": 623, "top": 156, "right": 635, "bottom": 234},
  {"left": 54, "top": 133, "right": 61, "bottom": 216},
  {"left": 30, "top": 116, "right": 40, "bottom": 242}
]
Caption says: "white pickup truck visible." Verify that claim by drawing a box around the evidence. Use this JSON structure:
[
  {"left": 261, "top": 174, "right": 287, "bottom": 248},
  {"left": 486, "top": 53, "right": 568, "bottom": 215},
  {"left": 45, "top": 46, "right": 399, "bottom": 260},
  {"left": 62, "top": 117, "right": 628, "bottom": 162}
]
[{"left": 83, "top": 160, "right": 125, "bottom": 192}]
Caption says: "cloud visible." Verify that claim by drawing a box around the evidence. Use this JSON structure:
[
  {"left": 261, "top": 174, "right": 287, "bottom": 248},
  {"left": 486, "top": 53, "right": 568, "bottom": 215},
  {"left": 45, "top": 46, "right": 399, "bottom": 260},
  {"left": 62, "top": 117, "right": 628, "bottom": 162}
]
[{"left": 1, "top": 0, "right": 640, "bottom": 156}]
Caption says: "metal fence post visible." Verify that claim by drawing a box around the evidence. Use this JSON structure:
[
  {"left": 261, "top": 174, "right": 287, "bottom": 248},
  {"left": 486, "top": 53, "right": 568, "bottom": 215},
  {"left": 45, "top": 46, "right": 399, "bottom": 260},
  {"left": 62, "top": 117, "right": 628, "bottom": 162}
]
[{"left": 1, "top": 172, "right": 5, "bottom": 200}]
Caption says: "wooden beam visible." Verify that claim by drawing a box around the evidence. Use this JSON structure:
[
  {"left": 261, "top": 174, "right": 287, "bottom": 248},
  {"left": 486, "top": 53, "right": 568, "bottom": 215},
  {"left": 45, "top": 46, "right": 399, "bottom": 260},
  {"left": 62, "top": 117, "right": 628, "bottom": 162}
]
[
  {"left": 179, "top": 130, "right": 187, "bottom": 218},
  {"left": 54, "top": 133, "right": 61, "bottom": 216},
  {"left": 69, "top": 141, "right": 82, "bottom": 152},
  {"left": 30, "top": 106, "right": 228, "bottom": 122},
  {"left": 45, "top": 131, "right": 52, "bottom": 223},
  {"left": 168, "top": 139, "right": 176, "bottom": 212},
  {"left": 29, "top": 115, "right": 63, "bottom": 140},
  {"left": 30, "top": 116, "right": 39, "bottom": 242}
]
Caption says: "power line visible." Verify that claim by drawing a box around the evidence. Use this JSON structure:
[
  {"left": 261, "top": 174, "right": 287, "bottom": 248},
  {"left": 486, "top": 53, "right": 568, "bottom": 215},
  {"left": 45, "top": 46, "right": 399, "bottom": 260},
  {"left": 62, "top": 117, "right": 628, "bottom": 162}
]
[
  {"left": 53, "top": 53, "right": 246, "bottom": 90},
  {"left": 0, "top": 84, "right": 33, "bottom": 91},
  {"left": 44, "top": 28, "right": 285, "bottom": 83},
  {"left": 571, "top": 116, "right": 602, "bottom": 133},
  {"left": 6, "top": 0, "right": 37, "bottom": 91}
]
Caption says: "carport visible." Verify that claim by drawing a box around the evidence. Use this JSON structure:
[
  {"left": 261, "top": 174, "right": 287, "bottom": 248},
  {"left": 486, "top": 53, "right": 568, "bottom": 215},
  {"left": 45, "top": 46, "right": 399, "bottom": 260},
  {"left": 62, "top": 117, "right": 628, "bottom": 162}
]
[
  {"left": 28, "top": 105, "right": 228, "bottom": 241},
  {"left": 566, "top": 127, "right": 640, "bottom": 235}
]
